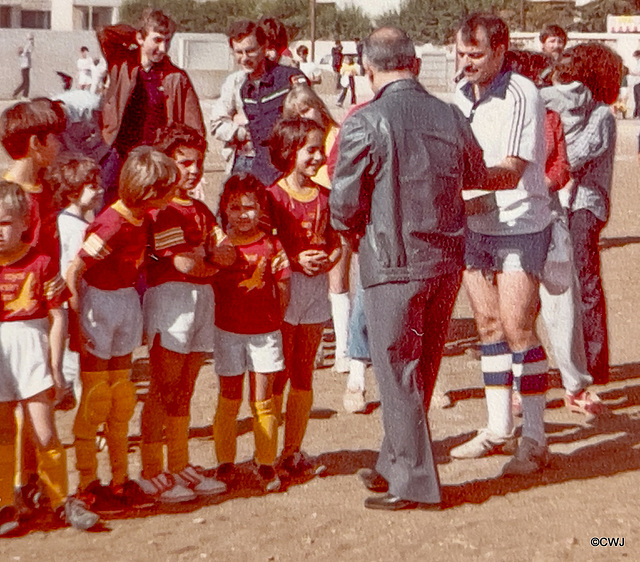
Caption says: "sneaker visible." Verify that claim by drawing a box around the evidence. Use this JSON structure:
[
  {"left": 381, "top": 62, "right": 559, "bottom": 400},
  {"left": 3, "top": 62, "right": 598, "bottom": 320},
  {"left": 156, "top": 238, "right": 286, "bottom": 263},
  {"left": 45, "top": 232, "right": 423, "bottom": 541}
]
[
  {"left": 173, "top": 465, "right": 226, "bottom": 496},
  {"left": 138, "top": 473, "right": 196, "bottom": 504},
  {"left": 501, "top": 437, "right": 550, "bottom": 476},
  {"left": 0, "top": 506, "right": 19, "bottom": 536},
  {"left": 281, "top": 451, "right": 327, "bottom": 477},
  {"left": 254, "top": 464, "right": 282, "bottom": 493},
  {"left": 564, "top": 390, "right": 607, "bottom": 418},
  {"left": 59, "top": 497, "right": 100, "bottom": 530},
  {"left": 111, "top": 480, "right": 157, "bottom": 510},
  {"left": 15, "top": 474, "right": 44, "bottom": 518},
  {"left": 450, "top": 428, "right": 517, "bottom": 459},
  {"left": 512, "top": 391, "right": 523, "bottom": 417},
  {"left": 80, "top": 480, "right": 127, "bottom": 516},
  {"left": 343, "top": 388, "right": 366, "bottom": 413}
]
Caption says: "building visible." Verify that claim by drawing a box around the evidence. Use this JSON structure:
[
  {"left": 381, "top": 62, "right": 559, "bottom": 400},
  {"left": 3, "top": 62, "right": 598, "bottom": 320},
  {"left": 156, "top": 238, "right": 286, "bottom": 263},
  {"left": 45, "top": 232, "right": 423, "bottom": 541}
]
[{"left": 0, "top": 0, "right": 120, "bottom": 31}]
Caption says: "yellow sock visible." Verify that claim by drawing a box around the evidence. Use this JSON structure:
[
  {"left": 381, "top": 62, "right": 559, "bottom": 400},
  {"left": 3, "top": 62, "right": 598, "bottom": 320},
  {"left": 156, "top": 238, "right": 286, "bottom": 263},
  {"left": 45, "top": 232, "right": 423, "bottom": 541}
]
[
  {"left": 106, "top": 369, "right": 136, "bottom": 486},
  {"left": 252, "top": 399, "right": 278, "bottom": 466},
  {"left": 0, "top": 444, "right": 16, "bottom": 508},
  {"left": 213, "top": 396, "right": 241, "bottom": 465},
  {"left": 166, "top": 416, "right": 190, "bottom": 474},
  {"left": 282, "top": 389, "right": 313, "bottom": 458},
  {"left": 37, "top": 446, "right": 68, "bottom": 511},
  {"left": 273, "top": 393, "right": 284, "bottom": 426},
  {"left": 141, "top": 442, "right": 164, "bottom": 480},
  {"left": 73, "top": 369, "right": 111, "bottom": 488}
]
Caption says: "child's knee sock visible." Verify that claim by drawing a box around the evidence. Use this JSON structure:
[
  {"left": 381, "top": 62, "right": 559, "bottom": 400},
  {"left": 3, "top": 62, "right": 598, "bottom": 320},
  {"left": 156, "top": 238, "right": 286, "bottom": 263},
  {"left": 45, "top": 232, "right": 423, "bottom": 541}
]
[
  {"left": 252, "top": 399, "right": 278, "bottom": 466},
  {"left": 213, "top": 396, "right": 241, "bottom": 465},
  {"left": 330, "top": 292, "right": 350, "bottom": 369},
  {"left": 36, "top": 446, "right": 68, "bottom": 511},
  {"left": 73, "top": 370, "right": 111, "bottom": 489},
  {"left": 513, "top": 346, "right": 548, "bottom": 446},
  {"left": 481, "top": 342, "right": 514, "bottom": 437},
  {"left": 106, "top": 370, "right": 136, "bottom": 486},
  {"left": 165, "top": 416, "right": 190, "bottom": 474},
  {"left": 282, "top": 388, "right": 313, "bottom": 458},
  {"left": 0, "top": 409, "right": 16, "bottom": 508}
]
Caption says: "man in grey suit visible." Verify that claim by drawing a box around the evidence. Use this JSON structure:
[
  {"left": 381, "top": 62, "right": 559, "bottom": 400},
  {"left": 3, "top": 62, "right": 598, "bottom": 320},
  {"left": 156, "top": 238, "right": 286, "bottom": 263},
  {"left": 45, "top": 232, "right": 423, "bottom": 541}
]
[{"left": 330, "top": 26, "right": 487, "bottom": 510}]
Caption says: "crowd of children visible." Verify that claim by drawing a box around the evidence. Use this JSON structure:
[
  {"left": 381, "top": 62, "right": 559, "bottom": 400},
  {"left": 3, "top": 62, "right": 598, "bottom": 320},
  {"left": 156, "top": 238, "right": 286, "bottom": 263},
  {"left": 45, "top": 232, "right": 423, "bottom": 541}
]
[{"left": 0, "top": 78, "right": 346, "bottom": 534}]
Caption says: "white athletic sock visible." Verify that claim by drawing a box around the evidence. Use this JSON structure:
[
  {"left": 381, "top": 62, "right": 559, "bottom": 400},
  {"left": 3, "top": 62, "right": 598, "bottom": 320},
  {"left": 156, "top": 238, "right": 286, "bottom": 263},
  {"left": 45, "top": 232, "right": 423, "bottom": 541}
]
[
  {"left": 481, "top": 342, "right": 513, "bottom": 437},
  {"left": 346, "top": 359, "right": 366, "bottom": 392},
  {"left": 513, "top": 346, "right": 548, "bottom": 447},
  {"left": 330, "top": 292, "right": 351, "bottom": 366}
]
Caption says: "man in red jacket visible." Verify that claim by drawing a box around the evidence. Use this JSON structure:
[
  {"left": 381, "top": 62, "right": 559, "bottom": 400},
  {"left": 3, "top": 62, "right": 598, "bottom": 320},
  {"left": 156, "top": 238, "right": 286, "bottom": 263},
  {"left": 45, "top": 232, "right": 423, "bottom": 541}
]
[{"left": 98, "top": 9, "right": 204, "bottom": 203}]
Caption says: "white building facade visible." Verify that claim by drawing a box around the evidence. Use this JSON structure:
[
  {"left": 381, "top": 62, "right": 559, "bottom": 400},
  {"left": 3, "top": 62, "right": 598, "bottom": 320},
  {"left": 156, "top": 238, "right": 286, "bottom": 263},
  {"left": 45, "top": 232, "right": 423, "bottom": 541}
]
[{"left": 0, "top": 0, "right": 119, "bottom": 30}]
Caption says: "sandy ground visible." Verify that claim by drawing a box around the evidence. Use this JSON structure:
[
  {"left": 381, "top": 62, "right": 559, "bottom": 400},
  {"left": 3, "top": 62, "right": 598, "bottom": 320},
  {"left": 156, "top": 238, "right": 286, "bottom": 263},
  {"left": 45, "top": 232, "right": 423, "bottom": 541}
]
[{"left": 1, "top": 94, "right": 640, "bottom": 561}]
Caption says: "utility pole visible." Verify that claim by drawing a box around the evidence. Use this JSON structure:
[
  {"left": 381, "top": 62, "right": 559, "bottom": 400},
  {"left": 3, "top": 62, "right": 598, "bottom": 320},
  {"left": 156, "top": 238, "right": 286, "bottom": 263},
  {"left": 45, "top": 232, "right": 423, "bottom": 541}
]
[{"left": 310, "top": 0, "right": 316, "bottom": 60}]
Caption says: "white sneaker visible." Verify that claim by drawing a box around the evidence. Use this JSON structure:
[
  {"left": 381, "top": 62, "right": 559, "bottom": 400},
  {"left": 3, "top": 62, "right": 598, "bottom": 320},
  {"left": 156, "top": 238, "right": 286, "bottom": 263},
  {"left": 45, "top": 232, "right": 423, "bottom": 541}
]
[
  {"left": 343, "top": 388, "right": 366, "bottom": 413},
  {"left": 450, "top": 428, "right": 517, "bottom": 459},
  {"left": 138, "top": 473, "right": 196, "bottom": 504},
  {"left": 333, "top": 356, "right": 351, "bottom": 374},
  {"left": 173, "top": 465, "right": 226, "bottom": 496}
]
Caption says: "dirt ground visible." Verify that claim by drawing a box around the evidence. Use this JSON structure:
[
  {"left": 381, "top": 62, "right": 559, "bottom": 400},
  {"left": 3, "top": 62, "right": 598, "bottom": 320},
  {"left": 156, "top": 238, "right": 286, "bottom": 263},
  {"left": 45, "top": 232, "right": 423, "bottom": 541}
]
[{"left": 1, "top": 97, "right": 640, "bottom": 562}]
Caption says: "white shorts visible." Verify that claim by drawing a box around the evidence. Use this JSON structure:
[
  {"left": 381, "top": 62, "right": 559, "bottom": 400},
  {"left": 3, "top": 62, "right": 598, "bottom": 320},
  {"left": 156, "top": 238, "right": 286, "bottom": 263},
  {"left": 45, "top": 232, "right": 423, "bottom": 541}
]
[
  {"left": 284, "top": 272, "right": 331, "bottom": 325},
  {"left": 81, "top": 286, "right": 143, "bottom": 360},
  {"left": 143, "top": 282, "right": 215, "bottom": 354},
  {"left": 214, "top": 328, "right": 284, "bottom": 376},
  {"left": 0, "top": 319, "right": 53, "bottom": 402}
]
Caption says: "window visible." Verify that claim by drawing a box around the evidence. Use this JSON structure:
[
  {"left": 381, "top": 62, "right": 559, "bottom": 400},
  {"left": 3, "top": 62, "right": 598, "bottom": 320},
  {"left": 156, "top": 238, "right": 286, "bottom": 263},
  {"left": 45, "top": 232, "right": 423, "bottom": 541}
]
[
  {"left": 21, "top": 10, "right": 50, "bottom": 29},
  {"left": 76, "top": 6, "right": 113, "bottom": 30},
  {"left": 0, "top": 7, "right": 11, "bottom": 28}
]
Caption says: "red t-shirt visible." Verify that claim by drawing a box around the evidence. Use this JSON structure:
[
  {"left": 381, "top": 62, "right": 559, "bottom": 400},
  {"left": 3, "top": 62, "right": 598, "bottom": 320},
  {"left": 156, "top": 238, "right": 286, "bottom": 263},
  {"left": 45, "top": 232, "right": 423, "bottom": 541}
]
[
  {"left": 146, "top": 197, "right": 229, "bottom": 287},
  {"left": 266, "top": 179, "right": 340, "bottom": 273},
  {"left": 78, "top": 200, "right": 149, "bottom": 290},
  {"left": 0, "top": 244, "right": 68, "bottom": 321},
  {"left": 544, "top": 109, "right": 570, "bottom": 193},
  {"left": 213, "top": 233, "right": 290, "bottom": 335}
]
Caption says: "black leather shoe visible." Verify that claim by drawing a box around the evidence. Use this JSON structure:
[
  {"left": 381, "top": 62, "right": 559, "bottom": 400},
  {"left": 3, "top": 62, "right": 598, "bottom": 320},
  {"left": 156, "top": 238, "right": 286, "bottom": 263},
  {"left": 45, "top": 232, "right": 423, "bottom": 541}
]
[
  {"left": 358, "top": 468, "right": 389, "bottom": 493},
  {"left": 364, "top": 493, "right": 441, "bottom": 511}
]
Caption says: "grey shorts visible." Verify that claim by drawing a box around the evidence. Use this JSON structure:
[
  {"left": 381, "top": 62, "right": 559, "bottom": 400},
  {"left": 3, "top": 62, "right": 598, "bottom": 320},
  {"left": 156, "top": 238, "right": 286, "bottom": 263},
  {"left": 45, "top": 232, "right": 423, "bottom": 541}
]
[{"left": 465, "top": 227, "right": 551, "bottom": 277}]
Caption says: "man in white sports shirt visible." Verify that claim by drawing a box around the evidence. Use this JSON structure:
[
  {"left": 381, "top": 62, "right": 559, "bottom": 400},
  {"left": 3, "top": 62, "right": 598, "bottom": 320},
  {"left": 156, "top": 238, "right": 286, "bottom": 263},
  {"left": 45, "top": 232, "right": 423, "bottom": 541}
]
[{"left": 450, "top": 13, "right": 553, "bottom": 476}]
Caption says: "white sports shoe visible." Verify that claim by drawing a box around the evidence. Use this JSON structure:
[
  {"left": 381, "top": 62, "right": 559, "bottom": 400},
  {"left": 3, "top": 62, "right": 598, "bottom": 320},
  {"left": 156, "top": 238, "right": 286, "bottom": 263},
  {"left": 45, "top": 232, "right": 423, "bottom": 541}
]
[
  {"left": 173, "top": 465, "right": 227, "bottom": 496},
  {"left": 450, "top": 428, "right": 517, "bottom": 459},
  {"left": 138, "top": 473, "right": 196, "bottom": 504}
]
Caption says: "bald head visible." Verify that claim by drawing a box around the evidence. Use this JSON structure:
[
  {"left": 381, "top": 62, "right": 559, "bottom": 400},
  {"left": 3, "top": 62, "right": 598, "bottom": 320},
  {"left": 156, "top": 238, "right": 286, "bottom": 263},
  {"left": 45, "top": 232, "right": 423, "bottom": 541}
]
[{"left": 363, "top": 27, "right": 416, "bottom": 71}]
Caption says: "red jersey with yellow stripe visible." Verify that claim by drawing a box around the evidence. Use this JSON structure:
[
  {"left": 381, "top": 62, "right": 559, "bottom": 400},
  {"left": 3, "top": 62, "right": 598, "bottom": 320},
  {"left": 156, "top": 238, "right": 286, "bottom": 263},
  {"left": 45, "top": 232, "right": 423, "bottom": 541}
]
[
  {"left": 78, "top": 200, "right": 149, "bottom": 290},
  {"left": 266, "top": 179, "right": 340, "bottom": 273},
  {"left": 0, "top": 243, "right": 68, "bottom": 321},
  {"left": 146, "top": 196, "right": 228, "bottom": 286},
  {"left": 213, "top": 233, "right": 290, "bottom": 335}
]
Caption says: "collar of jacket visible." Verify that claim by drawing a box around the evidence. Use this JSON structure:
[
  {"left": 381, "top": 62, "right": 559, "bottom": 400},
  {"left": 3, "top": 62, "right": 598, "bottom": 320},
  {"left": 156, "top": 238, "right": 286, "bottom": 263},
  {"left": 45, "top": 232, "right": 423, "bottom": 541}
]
[{"left": 372, "top": 77, "right": 422, "bottom": 101}]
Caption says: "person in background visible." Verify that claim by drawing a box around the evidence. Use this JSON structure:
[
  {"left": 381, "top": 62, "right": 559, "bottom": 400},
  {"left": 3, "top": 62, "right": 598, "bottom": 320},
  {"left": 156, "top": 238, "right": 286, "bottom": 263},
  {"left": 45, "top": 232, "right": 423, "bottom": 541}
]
[
  {"left": 76, "top": 47, "right": 93, "bottom": 91},
  {"left": 296, "top": 45, "right": 321, "bottom": 86},
  {"left": 337, "top": 55, "right": 358, "bottom": 108},
  {"left": 12, "top": 33, "right": 34, "bottom": 100},
  {"left": 539, "top": 24, "right": 567, "bottom": 62},
  {"left": 331, "top": 40, "right": 344, "bottom": 90}
]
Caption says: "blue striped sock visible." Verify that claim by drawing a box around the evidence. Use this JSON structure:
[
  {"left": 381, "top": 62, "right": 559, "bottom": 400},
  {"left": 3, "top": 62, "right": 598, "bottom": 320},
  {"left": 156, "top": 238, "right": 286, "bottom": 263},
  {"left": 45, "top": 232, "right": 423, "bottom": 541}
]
[
  {"left": 513, "top": 346, "right": 548, "bottom": 446},
  {"left": 481, "top": 341, "right": 513, "bottom": 437}
]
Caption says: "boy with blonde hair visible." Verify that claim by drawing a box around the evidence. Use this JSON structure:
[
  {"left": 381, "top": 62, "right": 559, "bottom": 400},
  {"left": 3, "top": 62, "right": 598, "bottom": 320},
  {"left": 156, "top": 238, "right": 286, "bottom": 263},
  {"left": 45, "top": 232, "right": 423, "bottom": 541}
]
[{"left": 66, "top": 146, "right": 178, "bottom": 513}]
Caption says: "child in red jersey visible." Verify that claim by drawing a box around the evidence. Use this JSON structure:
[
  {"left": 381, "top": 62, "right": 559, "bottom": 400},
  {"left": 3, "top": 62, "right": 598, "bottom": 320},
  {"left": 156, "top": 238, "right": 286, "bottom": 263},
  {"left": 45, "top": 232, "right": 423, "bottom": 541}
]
[
  {"left": 0, "top": 98, "right": 67, "bottom": 258},
  {"left": 212, "top": 173, "right": 291, "bottom": 492},
  {"left": 0, "top": 97, "right": 67, "bottom": 513},
  {"left": 266, "top": 118, "right": 341, "bottom": 475},
  {"left": 138, "top": 125, "right": 233, "bottom": 503},
  {"left": 66, "top": 146, "right": 178, "bottom": 514},
  {"left": 0, "top": 181, "right": 99, "bottom": 536}
]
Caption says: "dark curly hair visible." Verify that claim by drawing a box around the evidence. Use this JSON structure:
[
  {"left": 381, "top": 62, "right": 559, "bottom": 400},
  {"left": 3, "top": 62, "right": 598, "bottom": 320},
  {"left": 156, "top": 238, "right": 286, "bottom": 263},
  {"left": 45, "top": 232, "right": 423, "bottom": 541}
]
[
  {"left": 553, "top": 42, "right": 624, "bottom": 104},
  {"left": 218, "top": 173, "right": 268, "bottom": 232},
  {"left": 153, "top": 123, "right": 207, "bottom": 157},
  {"left": 48, "top": 153, "right": 101, "bottom": 210}
]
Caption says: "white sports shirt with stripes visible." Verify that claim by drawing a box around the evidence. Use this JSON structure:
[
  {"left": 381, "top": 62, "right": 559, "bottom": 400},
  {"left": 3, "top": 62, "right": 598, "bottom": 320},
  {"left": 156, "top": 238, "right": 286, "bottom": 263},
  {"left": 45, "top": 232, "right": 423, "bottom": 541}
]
[{"left": 454, "top": 70, "right": 552, "bottom": 236}]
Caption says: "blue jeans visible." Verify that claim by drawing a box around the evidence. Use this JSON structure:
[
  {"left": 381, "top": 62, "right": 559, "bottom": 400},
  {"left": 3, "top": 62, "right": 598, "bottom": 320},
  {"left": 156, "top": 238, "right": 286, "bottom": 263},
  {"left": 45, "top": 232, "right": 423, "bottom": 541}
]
[{"left": 347, "top": 269, "right": 370, "bottom": 361}]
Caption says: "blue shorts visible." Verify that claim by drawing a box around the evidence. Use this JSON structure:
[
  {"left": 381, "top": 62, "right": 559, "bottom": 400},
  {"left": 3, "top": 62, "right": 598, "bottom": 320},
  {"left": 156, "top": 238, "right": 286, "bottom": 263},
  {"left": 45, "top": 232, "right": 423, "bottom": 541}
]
[{"left": 465, "top": 227, "right": 551, "bottom": 277}]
